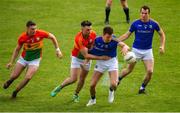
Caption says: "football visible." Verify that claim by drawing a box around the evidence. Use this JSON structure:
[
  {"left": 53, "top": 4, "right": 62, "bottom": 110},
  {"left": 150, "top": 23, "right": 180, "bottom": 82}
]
[{"left": 124, "top": 51, "right": 136, "bottom": 63}]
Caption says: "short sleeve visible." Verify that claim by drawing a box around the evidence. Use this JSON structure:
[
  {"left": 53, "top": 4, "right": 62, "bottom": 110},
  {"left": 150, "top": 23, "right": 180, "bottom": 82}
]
[
  {"left": 154, "top": 22, "right": 160, "bottom": 32},
  {"left": 75, "top": 36, "right": 86, "bottom": 50},
  {"left": 129, "top": 22, "right": 136, "bottom": 33},
  {"left": 18, "top": 34, "right": 24, "bottom": 46},
  {"left": 90, "top": 30, "right": 97, "bottom": 40},
  {"left": 38, "top": 30, "right": 49, "bottom": 38}
]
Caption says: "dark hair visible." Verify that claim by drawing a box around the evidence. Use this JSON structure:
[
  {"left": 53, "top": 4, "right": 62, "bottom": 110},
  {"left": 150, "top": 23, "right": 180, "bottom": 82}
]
[
  {"left": 103, "top": 26, "right": 113, "bottom": 35},
  {"left": 26, "top": 20, "right": 36, "bottom": 27},
  {"left": 140, "top": 5, "right": 150, "bottom": 14},
  {"left": 81, "top": 20, "right": 92, "bottom": 27}
]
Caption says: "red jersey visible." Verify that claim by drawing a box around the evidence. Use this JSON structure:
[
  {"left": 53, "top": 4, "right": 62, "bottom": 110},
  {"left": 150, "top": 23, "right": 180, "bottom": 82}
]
[
  {"left": 18, "top": 30, "right": 49, "bottom": 61},
  {"left": 71, "top": 30, "right": 96, "bottom": 59}
]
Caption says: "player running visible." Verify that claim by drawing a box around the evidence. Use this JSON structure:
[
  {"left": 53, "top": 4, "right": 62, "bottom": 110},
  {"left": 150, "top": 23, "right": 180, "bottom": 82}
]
[
  {"left": 86, "top": 26, "right": 129, "bottom": 106},
  {"left": 3, "top": 20, "right": 63, "bottom": 98},
  {"left": 50, "top": 20, "right": 110, "bottom": 102},
  {"left": 117, "top": 5, "right": 166, "bottom": 94}
]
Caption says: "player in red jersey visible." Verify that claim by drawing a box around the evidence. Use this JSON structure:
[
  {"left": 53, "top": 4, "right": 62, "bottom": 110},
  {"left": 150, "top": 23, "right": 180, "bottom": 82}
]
[
  {"left": 3, "top": 20, "right": 63, "bottom": 98},
  {"left": 51, "top": 20, "right": 110, "bottom": 102}
]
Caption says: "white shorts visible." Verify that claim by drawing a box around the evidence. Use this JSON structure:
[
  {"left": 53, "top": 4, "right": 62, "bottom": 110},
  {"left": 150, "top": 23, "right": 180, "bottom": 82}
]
[
  {"left": 94, "top": 57, "right": 118, "bottom": 73},
  {"left": 17, "top": 57, "right": 41, "bottom": 67},
  {"left": 70, "top": 56, "right": 91, "bottom": 71},
  {"left": 132, "top": 48, "right": 154, "bottom": 61}
]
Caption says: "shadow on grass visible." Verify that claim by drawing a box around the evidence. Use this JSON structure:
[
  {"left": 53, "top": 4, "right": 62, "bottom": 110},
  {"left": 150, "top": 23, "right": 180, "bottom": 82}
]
[
  {"left": 93, "top": 20, "right": 130, "bottom": 27},
  {"left": 0, "top": 94, "right": 26, "bottom": 102}
]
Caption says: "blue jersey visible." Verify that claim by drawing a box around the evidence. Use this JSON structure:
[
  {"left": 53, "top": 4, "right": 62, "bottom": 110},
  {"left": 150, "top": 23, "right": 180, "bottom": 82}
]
[
  {"left": 129, "top": 19, "right": 160, "bottom": 49},
  {"left": 89, "top": 36, "right": 118, "bottom": 58}
]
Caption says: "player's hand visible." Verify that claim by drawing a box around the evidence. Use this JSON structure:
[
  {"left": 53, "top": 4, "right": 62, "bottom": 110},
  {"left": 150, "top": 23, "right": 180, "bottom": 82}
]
[
  {"left": 56, "top": 51, "right": 63, "bottom": 59},
  {"left": 6, "top": 62, "right": 12, "bottom": 69},
  {"left": 56, "top": 48, "right": 63, "bottom": 59},
  {"left": 100, "top": 56, "right": 111, "bottom": 60},
  {"left": 159, "top": 46, "right": 165, "bottom": 55},
  {"left": 121, "top": 45, "right": 130, "bottom": 56}
]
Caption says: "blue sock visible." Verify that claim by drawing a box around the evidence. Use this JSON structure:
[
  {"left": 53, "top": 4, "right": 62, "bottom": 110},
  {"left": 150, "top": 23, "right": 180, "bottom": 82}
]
[
  {"left": 109, "top": 87, "right": 113, "bottom": 91},
  {"left": 141, "top": 83, "right": 146, "bottom": 89},
  {"left": 118, "top": 76, "right": 123, "bottom": 81},
  {"left": 91, "top": 95, "right": 96, "bottom": 99}
]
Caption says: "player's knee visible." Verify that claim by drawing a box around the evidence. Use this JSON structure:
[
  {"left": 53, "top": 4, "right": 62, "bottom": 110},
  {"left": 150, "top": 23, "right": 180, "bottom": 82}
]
[
  {"left": 25, "top": 76, "right": 32, "bottom": 80},
  {"left": 70, "top": 77, "right": 77, "bottom": 83},
  {"left": 25, "top": 74, "right": 34, "bottom": 80},
  {"left": 127, "top": 68, "right": 133, "bottom": 74},
  {"left": 108, "top": 0, "right": 112, "bottom": 4},
  {"left": 147, "top": 69, "right": 153, "bottom": 75},
  {"left": 111, "top": 82, "right": 117, "bottom": 88}
]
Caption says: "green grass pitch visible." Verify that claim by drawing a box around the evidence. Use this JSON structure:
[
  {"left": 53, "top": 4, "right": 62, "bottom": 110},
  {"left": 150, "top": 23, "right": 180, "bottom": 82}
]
[{"left": 0, "top": 0, "right": 180, "bottom": 112}]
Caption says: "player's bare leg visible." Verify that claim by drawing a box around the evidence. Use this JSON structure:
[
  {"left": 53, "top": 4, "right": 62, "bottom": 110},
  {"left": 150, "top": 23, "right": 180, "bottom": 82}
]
[
  {"left": 3, "top": 62, "right": 25, "bottom": 89},
  {"left": 118, "top": 62, "right": 136, "bottom": 84},
  {"left": 61, "top": 68, "right": 80, "bottom": 88},
  {"left": 51, "top": 68, "right": 80, "bottom": 97},
  {"left": 87, "top": 71, "right": 103, "bottom": 106},
  {"left": 73, "top": 68, "right": 88, "bottom": 102},
  {"left": 120, "top": 0, "right": 130, "bottom": 23},
  {"left": 139, "top": 60, "right": 154, "bottom": 94},
  {"left": 108, "top": 70, "right": 118, "bottom": 103},
  {"left": 12, "top": 65, "right": 38, "bottom": 98},
  {"left": 105, "top": 0, "right": 112, "bottom": 24}
]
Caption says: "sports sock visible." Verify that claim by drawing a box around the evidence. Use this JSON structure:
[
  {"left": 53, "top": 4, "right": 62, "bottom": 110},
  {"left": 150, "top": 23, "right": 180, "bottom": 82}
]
[
  {"left": 140, "top": 83, "right": 146, "bottom": 90},
  {"left": 123, "top": 7, "right": 129, "bottom": 19},
  {"left": 118, "top": 76, "right": 123, "bottom": 81},
  {"left": 91, "top": 95, "right": 96, "bottom": 100},
  {"left": 109, "top": 87, "right": 113, "bottom": 92},
  {"left": 3, "top": 78, "right": 14, "bottom": 89},
  {"left": 105, "top": 7, "right": 111, "bottom": 21},
  {"left": 74, "top": 93, "right": 78, "bottom": 96},
  {"left": 6, "top": 79, "right": 14, "bottom": 85}
]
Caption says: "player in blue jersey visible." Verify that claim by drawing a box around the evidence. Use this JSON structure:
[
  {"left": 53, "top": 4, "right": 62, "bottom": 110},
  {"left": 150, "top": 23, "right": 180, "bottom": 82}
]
[
  {"left": 117, "top": 5, "right": 166, "bottom": 94},
  {"left": 86, "top": 26, "right": 129, "bottom": 106}
]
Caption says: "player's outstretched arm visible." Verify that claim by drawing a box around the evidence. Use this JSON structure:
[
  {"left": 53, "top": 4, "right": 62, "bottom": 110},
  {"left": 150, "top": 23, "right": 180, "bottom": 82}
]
[
  {"left": 48, "top": 33, "right": 63, "bottom": 59},
  {"left": 158, "top": 28, "right": 166, "bottom": 54},
  {"left": 118, "top": 31, "right": 132, "bottom": 41},
  {"left": 6, "top": 44, "right": 22, "bottom": 69},
  {"left": 80, "top": 47, "right": 111, "bottom": 60}
]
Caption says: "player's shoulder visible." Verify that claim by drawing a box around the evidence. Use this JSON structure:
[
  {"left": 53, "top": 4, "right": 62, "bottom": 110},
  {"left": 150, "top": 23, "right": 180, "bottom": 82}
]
[
  {"left": 36, "top": 29, "right": 49, "bottom": 34},
  {"left": 18, "top": 32, "right": 27, "bottom": 43},
  {"left": 74, "top": 31, "right": 83, "bottom": 42},
  {"left": 90, "top": 30, "right": 96, "bottom": 38},
  {"left": 18, "top": 32, "right": 26, "bottom": 39},
  {"left": 95, "top": 36, "right": 102, "bottom": 41},
  {"left": 150, "top": 18, "right": 160, "bottom": 25},
  {"left": 130, "top": 19, "right": 141, "bottom": 27},
  {"left": 112, "top": 38, "right": 119, "bottom": 43},
  {"left": 75, "top": 31, "right": 82, "bottom": 38},
  {"left": 132, "top": 19, "right": 141, "bottom": 24},
  {"left": 90, "top": 30, "right": 96, "bottom": 35}
]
